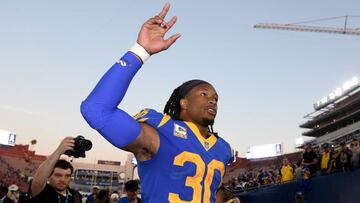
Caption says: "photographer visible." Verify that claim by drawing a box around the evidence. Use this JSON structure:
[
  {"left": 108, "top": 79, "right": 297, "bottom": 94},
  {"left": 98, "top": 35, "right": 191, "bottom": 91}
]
[{"left": 29, "top": 137, "right": 82, "bottom": 203}]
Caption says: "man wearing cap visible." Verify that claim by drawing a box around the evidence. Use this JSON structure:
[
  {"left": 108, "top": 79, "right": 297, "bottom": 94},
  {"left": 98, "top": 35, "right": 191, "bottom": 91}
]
[
  {"left": 0, "top": 186, "right": 14, "bottom": 203},
  {"left": 85, "top": 186, "right": 99, "bottom": 203},
  {"left": 110, "top": 191, "right": 119, "bottom": 203},
  {"left": 6, "top": 185, "right": 19, "bottom": 203}
]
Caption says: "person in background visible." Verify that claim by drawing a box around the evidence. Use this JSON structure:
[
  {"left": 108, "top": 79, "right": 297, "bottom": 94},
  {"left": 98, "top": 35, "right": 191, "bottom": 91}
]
[
  {"left": 110, "top": 191, "right": 119, "bottom": 203},
  {"left": 222, "top": 186, "right": 240, "bottom": 203},
  {"left": 7, "top": 185, "right": 19, "bottom": 203},
  {"left": 350, "top": 138, "right": 360, "bottom": 169},
  {"left": 294, "top": 161, "right": 303, "bottom": 179},
  {"left": 334, "top": 142, "right": 352, "bottom": 172},
  {"left": 0, "top": 186, "right": 14, "bottom": 203},
  {"left": 295, "top": 192, "right": 305, "bottom": 203},
  {"left": 29, "top": 137, "right": 82, "bottom": 203},
  {"left": 302, "top": 144, "right": 318, "bottom": 175},
  {"left": 320, "top": 143, "right": 333, "bottom": 174},
  {"left": 279, "top": 158, "right": 295, "bottom": 183},
  {"left": 117, "top": 180, "right": 141, "bottom": 203},
  {"left": 94, "top": 190, "right": 110, "bottom": 203},
  {"left": 313, "top": 144, "right": 321, "bottom": 173},
  {"left": 86, "top": 186, "right": 99, "bottom": 203}
]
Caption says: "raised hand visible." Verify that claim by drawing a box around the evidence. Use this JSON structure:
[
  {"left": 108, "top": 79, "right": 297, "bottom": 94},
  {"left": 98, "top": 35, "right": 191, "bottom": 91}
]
[
  {"left": 137, "top": 2, "right": 181, "bottom": 55},
  {"left": 56, "top": 136, "right": 75, "bottom": 154}
]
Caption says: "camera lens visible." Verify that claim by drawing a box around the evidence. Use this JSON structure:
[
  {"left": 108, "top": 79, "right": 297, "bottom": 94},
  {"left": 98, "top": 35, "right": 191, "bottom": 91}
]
[
  {"left": 78, "top": 139, "right": 92, "bottom": 151},
  {"left": 64, "top": 136, "right": 92, "bottom": 158}
]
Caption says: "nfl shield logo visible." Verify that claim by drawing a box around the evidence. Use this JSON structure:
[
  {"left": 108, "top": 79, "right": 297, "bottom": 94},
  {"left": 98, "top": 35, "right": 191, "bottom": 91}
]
[{"left": 204, "top": 141, "right": 210, "bottom": 150}]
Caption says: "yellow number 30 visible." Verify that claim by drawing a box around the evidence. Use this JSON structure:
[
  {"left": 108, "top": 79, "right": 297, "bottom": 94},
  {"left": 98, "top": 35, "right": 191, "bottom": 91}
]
[{"left": 168, "top": 151, "right": 225, "bottom": 203}]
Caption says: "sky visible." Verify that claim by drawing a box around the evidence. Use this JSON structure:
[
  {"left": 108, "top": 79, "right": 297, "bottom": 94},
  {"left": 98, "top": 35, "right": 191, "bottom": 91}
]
[{"left": 1, "top": 0, "right": 359, "bottom": 164}]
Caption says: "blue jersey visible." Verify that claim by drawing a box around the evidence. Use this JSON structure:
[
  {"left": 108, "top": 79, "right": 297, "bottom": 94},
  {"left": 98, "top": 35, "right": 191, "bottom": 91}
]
[{"left": 134, "top": 108, "right": 234, "bottom": 203}]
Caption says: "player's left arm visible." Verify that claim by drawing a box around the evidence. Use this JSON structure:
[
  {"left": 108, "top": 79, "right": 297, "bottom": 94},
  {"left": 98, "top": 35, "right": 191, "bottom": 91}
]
[
  {"left": 216, "top": 145, "right": 235, "bottom": 202},
  {"left": 216, "top": 187, "right": 224, "bottom": 203}
]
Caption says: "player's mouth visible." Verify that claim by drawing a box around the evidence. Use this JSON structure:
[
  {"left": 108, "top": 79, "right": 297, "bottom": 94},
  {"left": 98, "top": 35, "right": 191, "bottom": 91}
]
[{"left": 206, "top": 106, "right": 217, "bottom": 116}]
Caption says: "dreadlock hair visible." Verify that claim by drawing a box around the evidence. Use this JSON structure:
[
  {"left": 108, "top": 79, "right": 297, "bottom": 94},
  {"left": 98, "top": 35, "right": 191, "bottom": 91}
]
[
  {"left": 163, "top": 85, "right": 181, "bottom": 120},
  {"left": 163, "top": 79, "right": 218, "bottom": 137}
]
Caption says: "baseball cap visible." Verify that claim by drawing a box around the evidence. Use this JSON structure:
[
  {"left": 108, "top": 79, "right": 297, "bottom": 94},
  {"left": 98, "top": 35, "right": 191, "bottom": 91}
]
[
  {"left": 110, "top": 193, "right": 119, "bottom": 200},
  {"left": 8, "top": 184, "right": 19, "bottom": 191},
  {"left": 322, "top": 143, "right": 330, "bottom": 149}
]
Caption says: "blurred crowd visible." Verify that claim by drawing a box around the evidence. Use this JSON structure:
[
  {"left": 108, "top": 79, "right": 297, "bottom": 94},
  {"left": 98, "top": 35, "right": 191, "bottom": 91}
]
[
  {"left": 81, "top": 180, "right": 141, "bottom": 203},
  {"left": 0, "top": 138, "right": 359, "bottom": 202},
  {"left": 225, "top": 138, "right": 360, "bottom": 193}
]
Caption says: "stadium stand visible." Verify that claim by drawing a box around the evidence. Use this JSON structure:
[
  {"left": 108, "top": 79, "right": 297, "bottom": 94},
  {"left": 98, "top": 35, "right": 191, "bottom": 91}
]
[
  {"left": 224, "top": 79, "right": 360, "bottom": 202},
  {"left": 0, "top": 145, "right": 45, "bottom": 192}
]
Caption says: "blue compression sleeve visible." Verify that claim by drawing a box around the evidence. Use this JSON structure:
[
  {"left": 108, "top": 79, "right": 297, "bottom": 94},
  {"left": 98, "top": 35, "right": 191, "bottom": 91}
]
[{"left": 81, "top": 52, "right": 143, "bottom": 148}]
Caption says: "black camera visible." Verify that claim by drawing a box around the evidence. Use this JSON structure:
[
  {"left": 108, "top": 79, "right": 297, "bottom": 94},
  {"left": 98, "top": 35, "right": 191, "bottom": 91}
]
[{"left": 64, "top": 135, "right": 92, "bottom": 158}]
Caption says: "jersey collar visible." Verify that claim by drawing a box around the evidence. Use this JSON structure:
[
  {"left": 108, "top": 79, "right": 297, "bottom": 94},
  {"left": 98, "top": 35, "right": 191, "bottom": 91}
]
[{"left": 184, "top": 121, "right": 217, "bottom": 151}]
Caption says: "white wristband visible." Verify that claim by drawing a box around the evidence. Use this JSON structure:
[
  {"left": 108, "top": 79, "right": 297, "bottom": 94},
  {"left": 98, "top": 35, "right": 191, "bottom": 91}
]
[{"left": 129, "top": 43, "right": 150, "bottom": 63}]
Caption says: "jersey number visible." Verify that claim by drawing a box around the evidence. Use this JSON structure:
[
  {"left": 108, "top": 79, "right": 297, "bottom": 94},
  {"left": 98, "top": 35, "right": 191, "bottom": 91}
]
[{"left": 168, "top": 151, "right": 225, "bottom": 203}]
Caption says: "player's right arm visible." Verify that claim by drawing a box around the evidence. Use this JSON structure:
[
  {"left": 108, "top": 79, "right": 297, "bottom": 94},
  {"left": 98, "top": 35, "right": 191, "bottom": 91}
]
[{"left": 80, "top": 3, "right": 180, "bottom": 161}]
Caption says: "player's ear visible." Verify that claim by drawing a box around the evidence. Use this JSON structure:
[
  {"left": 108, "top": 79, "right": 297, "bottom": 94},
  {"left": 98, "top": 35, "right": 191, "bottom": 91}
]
[{"left": 180, "top": 99, "right": 188, "bottom": 110}]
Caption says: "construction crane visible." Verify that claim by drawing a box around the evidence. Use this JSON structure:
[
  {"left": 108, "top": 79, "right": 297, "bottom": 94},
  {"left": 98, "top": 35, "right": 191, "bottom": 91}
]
[{"left": 254, "top": 15, "right": 360, "bottom": 36}]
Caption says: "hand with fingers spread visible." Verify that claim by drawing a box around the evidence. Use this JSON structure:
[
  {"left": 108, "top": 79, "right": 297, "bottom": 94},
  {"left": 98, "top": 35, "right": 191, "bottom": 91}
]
[
  {"left": 137, "top": 2, "right": 181, "bottom": 55},
  {"left": 55, "top": 136, "right": 75, "bottom": 155}
]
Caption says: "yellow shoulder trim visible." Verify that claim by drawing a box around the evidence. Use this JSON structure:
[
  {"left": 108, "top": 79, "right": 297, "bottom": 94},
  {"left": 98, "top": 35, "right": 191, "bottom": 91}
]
[
  {"left": 157, "top": 114, "right": 171, "bottom": 128},
  {"left": 137, "top": 118, "right": 148, "bottom": 122}
]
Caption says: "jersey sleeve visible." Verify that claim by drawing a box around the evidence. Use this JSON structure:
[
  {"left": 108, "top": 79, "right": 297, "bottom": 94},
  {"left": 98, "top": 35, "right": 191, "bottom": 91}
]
[{"left": 133, "top": 108, "right": 170, "bottom": 129}]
